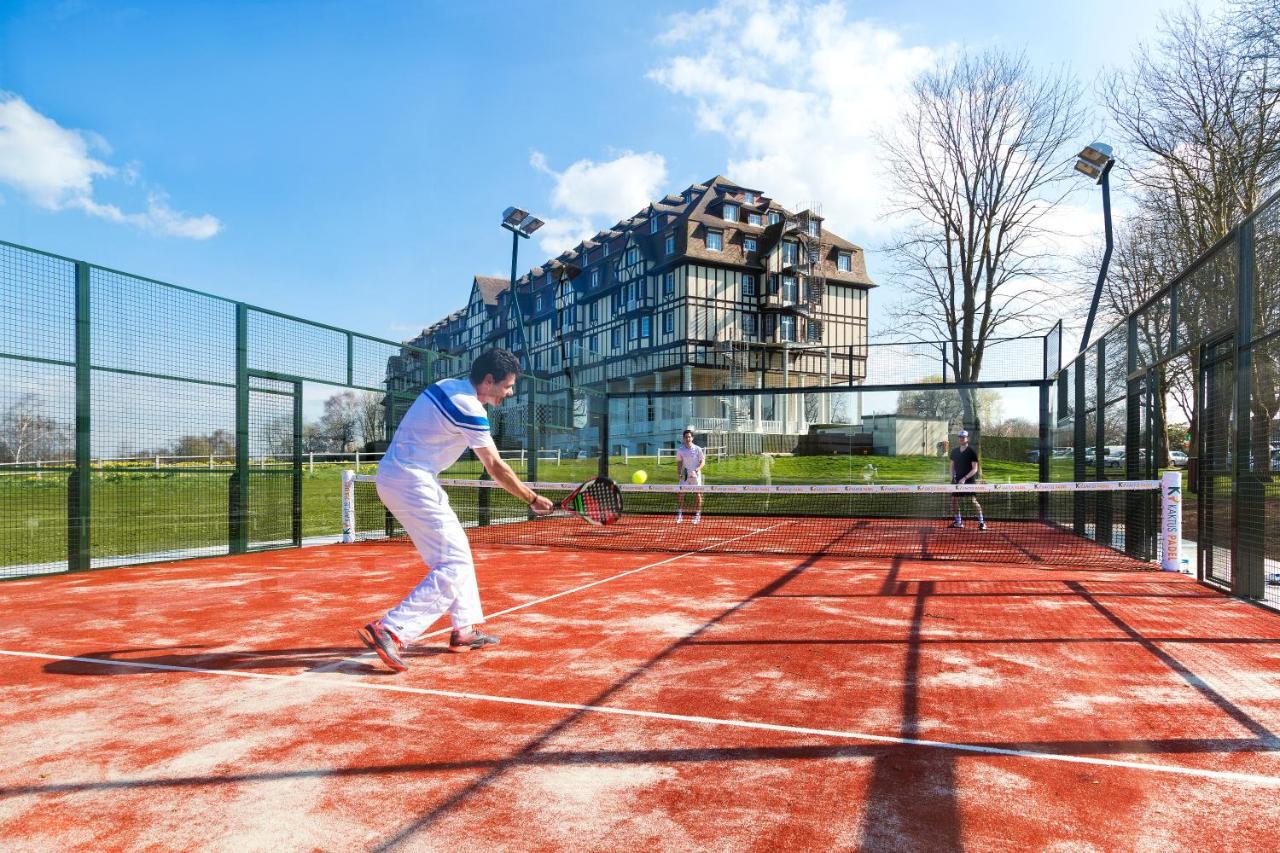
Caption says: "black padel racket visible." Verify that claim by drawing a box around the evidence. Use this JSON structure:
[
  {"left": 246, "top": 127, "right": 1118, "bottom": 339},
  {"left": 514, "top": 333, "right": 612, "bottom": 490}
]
[{"left": 553, "top": 477, "right": 623, "bottom": 526}]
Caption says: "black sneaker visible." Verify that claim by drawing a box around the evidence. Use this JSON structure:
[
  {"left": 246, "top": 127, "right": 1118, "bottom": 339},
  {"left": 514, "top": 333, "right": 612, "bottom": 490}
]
[
  {"left": 978, "top": 521, "right": 988, "bottom": 530},
  {"left": 450, "top": 626, "right": 500, "bottom": 653},
  {"left": 358, "top": 621, "right": 408, "bottom": 672}
]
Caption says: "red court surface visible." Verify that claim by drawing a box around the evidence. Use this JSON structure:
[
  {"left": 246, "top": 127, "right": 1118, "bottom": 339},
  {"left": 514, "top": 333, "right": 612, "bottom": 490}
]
[{"left": 3, "top": 538, "right": 1280, "bottom": 850}]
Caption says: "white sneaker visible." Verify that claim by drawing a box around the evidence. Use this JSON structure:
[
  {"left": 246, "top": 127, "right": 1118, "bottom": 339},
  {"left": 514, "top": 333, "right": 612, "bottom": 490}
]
[
  {"left": 676, "top": 512, "right": 683, "bottom": 524},
  {"left": 692, "top": 513, "right": 701, "bottom": 525}
]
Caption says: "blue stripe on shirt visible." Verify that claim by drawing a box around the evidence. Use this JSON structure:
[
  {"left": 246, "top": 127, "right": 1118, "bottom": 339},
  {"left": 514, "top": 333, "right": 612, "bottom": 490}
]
[{"left": 424, "top": 384, "right": 490, "bottom": 432}]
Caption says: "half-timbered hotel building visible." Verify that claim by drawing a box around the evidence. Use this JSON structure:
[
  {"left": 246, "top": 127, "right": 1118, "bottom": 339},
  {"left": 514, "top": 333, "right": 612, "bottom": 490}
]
[{"left": 402, "top": 176, "right": 875, "bottom": 454}]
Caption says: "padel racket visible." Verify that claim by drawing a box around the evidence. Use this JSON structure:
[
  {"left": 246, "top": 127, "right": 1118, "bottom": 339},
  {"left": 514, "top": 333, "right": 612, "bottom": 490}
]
[{"left": 548, "top": 477, "right": 623, "bottom": 526}]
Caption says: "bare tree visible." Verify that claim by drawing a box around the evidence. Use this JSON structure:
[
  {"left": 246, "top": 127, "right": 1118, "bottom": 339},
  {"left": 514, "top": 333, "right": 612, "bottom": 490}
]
[
  {"left": 1104, "top": 3, "right": 1280, "bottom": 472},
  {"left": 1106, "top": 6, "right": 1280, "bottom": 251},
  {"left": 319, "top": 391, "right": 362, "bottom": 452},
  {"left": 880, "top": 50, "right": 1085, "bottom": 438},
  {"left": 0, "top": 394, "right": 71, "bottom": 464},
  {"left": 357, "top": 391, "right": 386, "bottom": 450}
]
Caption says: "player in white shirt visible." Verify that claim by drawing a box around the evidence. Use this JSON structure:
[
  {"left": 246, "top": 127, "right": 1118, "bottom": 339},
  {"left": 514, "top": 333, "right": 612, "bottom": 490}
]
[
  {"left": 674, "top": 429, "right": 705, "bottom": 525},
  {"left": 357, "top": 349, "right": 554, "bottom": 672}
]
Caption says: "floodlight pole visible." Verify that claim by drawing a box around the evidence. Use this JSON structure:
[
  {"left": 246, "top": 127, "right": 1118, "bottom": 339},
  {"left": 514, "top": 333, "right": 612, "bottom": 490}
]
[
  {"left": 1079, "top": 158, "right": 1115, "bottom": 355},
  {"left": 507, "top": 227, "right": 533, "bottom": 372}
]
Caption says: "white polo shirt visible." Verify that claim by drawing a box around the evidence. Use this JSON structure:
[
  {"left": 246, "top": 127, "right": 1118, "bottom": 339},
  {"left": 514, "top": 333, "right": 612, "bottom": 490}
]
[
  {"left": 675, "top": 443, "right": 705, "bottom": 483},
  {"left": 379, "top": 377, "right": 496, "bottom": 476}
]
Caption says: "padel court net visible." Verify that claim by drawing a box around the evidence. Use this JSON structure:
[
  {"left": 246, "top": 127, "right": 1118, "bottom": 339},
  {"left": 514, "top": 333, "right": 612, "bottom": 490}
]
[{"left": 342, "top": 473, "right": 1182, "bottom": 567}]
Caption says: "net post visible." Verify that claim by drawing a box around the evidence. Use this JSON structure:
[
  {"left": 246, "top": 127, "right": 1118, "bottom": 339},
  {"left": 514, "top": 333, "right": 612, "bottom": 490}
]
[
  {"left": 1160, "top": 470, "right": 1183, "bottom": 572},
  {"left": 340, "top": 469, "right": 355, "bottom": 543}
]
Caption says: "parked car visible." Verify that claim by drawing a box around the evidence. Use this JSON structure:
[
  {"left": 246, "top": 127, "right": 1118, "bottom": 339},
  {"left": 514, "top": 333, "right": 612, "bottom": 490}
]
[{"left": 1168, "top": 450, "right": 1188, "bottom": 467}]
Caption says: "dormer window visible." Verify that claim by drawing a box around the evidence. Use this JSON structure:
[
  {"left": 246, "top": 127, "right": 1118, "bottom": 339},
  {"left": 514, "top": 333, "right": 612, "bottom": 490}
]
[
  {"left": 626, "top": 247, "right": 639, "bottom": 265},
  {"left": 706, "top": 229, "right": 723, "bottom": 252},
  {"left": 807, "top": 220, "right": 820, "bottom": 237},
  {"left": 748, "top": 213, "right": 763, "bottom": 226},
  {"left": 591, "top": 269, "right": 600, "bottom": 289},
  {"left": 723, "top": 203, "right": 739, "bottom": 222},
  {"left": 768, "top": 211, "right": 781, "bottom": 225},
  {"left": 744, "top": 237, "right": 757, "bottom": 252},
  {"left": 602, "top": 242, "right": 609, "bottom": 257},
  {"left": 535, "top": 295, "right": 543, "bottom": 312},
  {"left": 744, "top": 192, "right": 756, "bottom": 204},
  {"left": 838, "top": 252, "right": 852, "bottom": 272},
  {"left": 782, "top": 241, "right": 799, "bottom": 265},
  {"left": 665, "top": 234, "right": 675, "bottom": 255},
  {"left": 650, "top": 216, "right": 660, "bottom": 234}
]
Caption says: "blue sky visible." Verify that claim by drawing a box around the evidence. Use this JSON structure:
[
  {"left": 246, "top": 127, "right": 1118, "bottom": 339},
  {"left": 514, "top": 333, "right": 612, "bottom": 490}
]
[{"left": 1, "top": 0, "right": 1220, "bottom": 347}]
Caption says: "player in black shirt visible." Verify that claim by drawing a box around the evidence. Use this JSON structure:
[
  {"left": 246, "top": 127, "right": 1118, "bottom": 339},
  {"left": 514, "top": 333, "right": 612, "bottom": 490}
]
[{"left": 948, "top": 429, "right": 986, "bottom": 530}]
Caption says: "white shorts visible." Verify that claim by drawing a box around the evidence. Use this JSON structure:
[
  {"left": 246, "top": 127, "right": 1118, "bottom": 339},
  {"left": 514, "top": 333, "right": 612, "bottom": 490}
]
[
  {"left": 375, "top": 469, "right": 484, "bottom": 641},
  {"left": 680, "top": 471, "right": 703, "bottom": 487}
]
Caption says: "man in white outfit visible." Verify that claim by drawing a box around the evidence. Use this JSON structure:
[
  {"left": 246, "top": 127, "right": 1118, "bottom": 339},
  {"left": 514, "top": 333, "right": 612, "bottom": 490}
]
[
  {"left": 357, "top": 349, "right": 554, "bottom": 672},
  {"left": 675, "top": 429, "right": 705, "bottom": 525}
]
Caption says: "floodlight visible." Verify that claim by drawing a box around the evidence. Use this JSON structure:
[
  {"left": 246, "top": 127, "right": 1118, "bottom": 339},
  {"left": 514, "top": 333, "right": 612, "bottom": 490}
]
[
  {"left": 502, "top": 207, "right": 529, "bottom": 228},
  {"left": 521, "top": 217, "right": 545, "bottom": 235}
]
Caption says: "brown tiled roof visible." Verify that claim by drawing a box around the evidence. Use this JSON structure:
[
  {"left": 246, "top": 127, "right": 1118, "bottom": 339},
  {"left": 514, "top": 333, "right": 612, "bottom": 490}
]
[{"left": 473, "top": 275, "right": 509, "bottom": 306}]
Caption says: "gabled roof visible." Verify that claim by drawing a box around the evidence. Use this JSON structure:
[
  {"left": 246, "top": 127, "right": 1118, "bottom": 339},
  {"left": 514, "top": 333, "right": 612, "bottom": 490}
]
[{"left": 473, "top": 275, "right": 509, "bottom": 306}]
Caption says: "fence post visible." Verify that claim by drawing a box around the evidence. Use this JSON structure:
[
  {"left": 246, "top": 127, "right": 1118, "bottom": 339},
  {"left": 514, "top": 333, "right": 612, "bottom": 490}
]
[
  {"left": 528, "top": 381, "right": 539, "bottom": 484},
  {"left": 1234, "top": 219, "right": 1262, "bottom": 599},
  {"left": 230, "top": 303, "right": 249, "bottom": 555},
  {"left": 67, "top": 261, "right": 92, "bottom": 572}
]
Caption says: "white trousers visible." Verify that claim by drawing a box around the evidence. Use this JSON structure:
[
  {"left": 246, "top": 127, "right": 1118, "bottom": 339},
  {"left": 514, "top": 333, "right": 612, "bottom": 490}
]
[{"left": 376, "top": 471, "right": 484, "bottom": 642}]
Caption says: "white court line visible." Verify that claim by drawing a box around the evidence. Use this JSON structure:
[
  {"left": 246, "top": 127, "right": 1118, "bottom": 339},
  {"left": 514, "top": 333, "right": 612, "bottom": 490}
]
[
  {"left": 308, "top": 520, "right": 792, "bottom": 675},
  {"left": 2, "top": 647, "right": 1278, "bottom": 787}
]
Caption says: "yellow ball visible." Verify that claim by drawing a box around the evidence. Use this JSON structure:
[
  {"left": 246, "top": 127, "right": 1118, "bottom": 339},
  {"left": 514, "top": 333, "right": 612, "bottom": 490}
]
[{"left": 631, "top": 469, "right": 648, "bottom": 484}]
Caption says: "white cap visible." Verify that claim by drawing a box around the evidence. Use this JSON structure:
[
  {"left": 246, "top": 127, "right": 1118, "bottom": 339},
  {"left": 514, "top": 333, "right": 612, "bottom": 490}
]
[{"left": 957, "top": 429, "right": 969, "bottom": 437}]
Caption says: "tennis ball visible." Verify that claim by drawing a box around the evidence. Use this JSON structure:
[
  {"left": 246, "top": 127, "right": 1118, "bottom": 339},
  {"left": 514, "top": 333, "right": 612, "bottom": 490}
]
[{"left": 631, "top": 469, "right": 648, "bottom": 484}]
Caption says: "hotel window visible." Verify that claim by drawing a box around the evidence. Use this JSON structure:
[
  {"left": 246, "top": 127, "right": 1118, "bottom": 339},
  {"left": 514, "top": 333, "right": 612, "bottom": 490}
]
[
  {"left": 768, "top": 211, "right": 781, "bottom": 225},
  {"left": 807, "top": 321, "right": 821, "bottom": 342},
  {"left": 768, "top": 274, "right": 778, "bottom": 295},
  {"left": 807, "top": 220, "right": 820, "bottom": 237},
  {"left": 551, "top": 348, "right": 560, "bottom": 367},
  {"left": 723, "top": 203, "right": 738, "bottom": 222},
  {"left": 663, "top": 311, "right": 674, "bottom": 334},
  {"left": 748, "top": 213, "right": 763, "bottom": 226},
  {"left": 744, "top": 192, "right": 756, "bottom": 203},
  {"left": 782, "top": 242, "right": 799, "bottom": 265},
  {"left": 744, "top": 237, "right": 757, "bottom": 252},
  {"left": 782, "top": 276, "right": 799, "bottom": 302},
  {"left": 651, "top": 216, "right": 660, "bottom": 234},
  {"left": 589, "top": 302, "right": 599, "bottom": 323},
  {"left": 589, "top": 334, "right": 598, "bottom": 354},
  {"left": 641, "top": 315, "right": 651, "bottom": 339},
  {"left": 603, "top": 242, "right": 609, "bottom": 257},
  {"left": 665, "top": 234, "right": 675, "bottom": 255},
  {"left": 742, "top": 313, "right": 757, "bottom": 338},
  {"left": 629, "top": 318, "right": 639, "bottom": 340},
  {"left": 706, "top": 229, "right": 723, "bottom": 252},
  {"left": 535, "top": 295, "right": 543, "bottom": 311},
  {"left": 780, "top": 315, "right": 797, "bottom": 341},
  {"left": 627, "top": 247, "right": 639, "bottom": 265},
  {"left": 838, "top": 252, "right": 852, "bottom": 272},
  {"left": 591, "top": 269, "right": 600, "bottom": 289},
  {"left": 611, "top": 327, "right": 621, "bottom": 349},
  {"left": 663, "top": 272, "right": 675, "bottom": 297},
  {"left": 741, "top": 274, "right": 757, "bottom": 297}
]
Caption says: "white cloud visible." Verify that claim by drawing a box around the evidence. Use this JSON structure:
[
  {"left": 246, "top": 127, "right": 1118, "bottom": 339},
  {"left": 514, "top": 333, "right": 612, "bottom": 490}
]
[
  {"left": 648, "top": 0, "right": 939, "bottom": 243},
  {"left": 530, "top": 150, "right": 667, "bottom": 255},
  {"left": 0, "top": 93, "right": 221, "bottom": 239}
]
